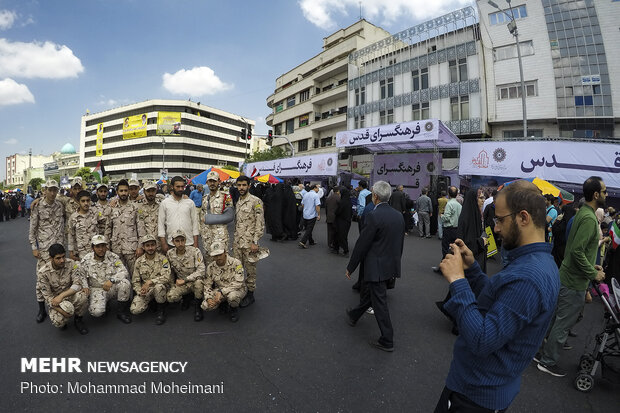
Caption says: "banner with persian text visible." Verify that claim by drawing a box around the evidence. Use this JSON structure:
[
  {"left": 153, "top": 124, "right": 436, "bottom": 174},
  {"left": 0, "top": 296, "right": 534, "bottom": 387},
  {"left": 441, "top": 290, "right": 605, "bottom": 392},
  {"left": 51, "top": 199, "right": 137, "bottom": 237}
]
[
  {"left": 122, "top": 114, "right": 148, "bottom": 140},
  {"left": 156, "top": 112, "right": 181, "bottom": 136},
  {"left": 245, "top": 153, "right": 338, "bottom": 177},
  {"left": 371, "top": 153, "right": 441, "bottom": 200},
  {"left": 96, "top": 123, "right": 103, "bottom": 157},
  {"left": 336, "top": 119, "right": 438, "bottom": 148}
]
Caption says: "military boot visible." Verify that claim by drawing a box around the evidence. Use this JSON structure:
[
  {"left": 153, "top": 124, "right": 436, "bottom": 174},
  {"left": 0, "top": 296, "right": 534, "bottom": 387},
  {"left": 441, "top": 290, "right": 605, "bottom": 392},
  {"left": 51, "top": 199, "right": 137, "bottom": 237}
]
[
  {"left": 74, "top": 316, "right": 89, "bottom": 335},
  {"left": 229, "top": 306, "right": 239, "bottom": 323},
  {"left": 155, "top": 302, "right": 167, "bottom": 325},
  {"left": 181, "top": 294, "right": 191, "bottom": 311},
  {"left": 36, "top": 301, "right": 47, "bottom": 323},
  {"left": 239, "top": 291, "right": 255, "bottom": 308},
  {"left": 116, "top": 300, "right": 132, "bottom": 324},
  {"left": 193, "top": 298, "right": 204, "bottom": 322}
]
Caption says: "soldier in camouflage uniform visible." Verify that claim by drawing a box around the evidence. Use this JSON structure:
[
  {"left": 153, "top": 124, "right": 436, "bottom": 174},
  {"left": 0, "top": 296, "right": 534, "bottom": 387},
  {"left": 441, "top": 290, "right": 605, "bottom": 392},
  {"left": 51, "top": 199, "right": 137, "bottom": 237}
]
[
  {"left": 128, "top": 179, "right": 143, "bottom": 204},
  {"left": 136, "top": 181, "right": 162, "bottom": 251},
  {"left": 200, "top": 171, "right": 234, "bottom": 258},
  {"left": 55, "top": 177, "right": 83, "bottom": 243},
  {"left": 80, "top": 235, "right": 132, "bottom": 324},
  {"left": 166, "top": 229, "right": 205, "bottom": 321},
  {"left": 92, "top": 183, "right": 111, "bottom": 235},
  {"left": 202, "top": 242, "right": 247, "bottom": 322},
  {"left": 37, "top": 243, "right": 88, "bottom": 334},
  {"left": 131, "top": 234, "right": 172, "bottom": 325},
  {"left": 29, "top": 180, "right": 65, "bottom": 323},
  {"left": 108, "top": 179, "right": 145, "bottom": 273},
  {"left": 233, "top": 176, "right": 265, "bottom": 308},
  {"left": 68, "top": 190, "right": 106, "bottom": 261}
]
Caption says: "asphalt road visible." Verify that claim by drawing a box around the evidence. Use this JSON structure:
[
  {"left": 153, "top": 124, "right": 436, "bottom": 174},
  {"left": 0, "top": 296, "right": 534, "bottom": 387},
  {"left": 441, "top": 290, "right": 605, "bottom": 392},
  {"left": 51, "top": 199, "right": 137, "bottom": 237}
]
[{"left": 0, "top": 215, "right": 617, "bottom": 412}]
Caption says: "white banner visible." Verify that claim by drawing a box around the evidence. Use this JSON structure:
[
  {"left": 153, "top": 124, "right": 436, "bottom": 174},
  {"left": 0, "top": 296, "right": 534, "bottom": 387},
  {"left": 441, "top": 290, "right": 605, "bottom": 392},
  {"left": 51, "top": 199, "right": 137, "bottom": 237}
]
[
  {"left": 459, "top": 140, "right": 620, "bottom": 188},
  {"left": 245, "top": 153, "right": 338, "bottom": 177},
  {"left": 336, "top": 119, "right": 439, "bottom": 148}
]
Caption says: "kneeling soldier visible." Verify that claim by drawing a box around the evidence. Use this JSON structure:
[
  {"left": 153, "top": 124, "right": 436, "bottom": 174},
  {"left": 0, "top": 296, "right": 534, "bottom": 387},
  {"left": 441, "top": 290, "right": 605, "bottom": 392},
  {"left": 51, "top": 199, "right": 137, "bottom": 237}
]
[
  {"left": 166, "top": 229, "right": 205, "bottom": 321},
  {"left": 37, "top": 243, "right": 89, "bottom": 334},
  {"left": 131, "top": 234, "right": 172, "bottom": 325},
  {"left": 80, "top": 235, "right": 132, "bottom": 323},
  {"left": 202, "top": 242, "right": 247, "bottom": 322}
]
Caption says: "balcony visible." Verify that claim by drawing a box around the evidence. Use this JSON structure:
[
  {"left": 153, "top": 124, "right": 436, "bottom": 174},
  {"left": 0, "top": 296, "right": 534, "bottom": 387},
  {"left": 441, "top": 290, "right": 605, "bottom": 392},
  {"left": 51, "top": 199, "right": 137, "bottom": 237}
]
[
  {"left": 266, "top": 93, "right": 275, "bottom": 108},
  {"left": 311, "top": 112, "right": 346, "bottom": 132},
  {"left": 266, "top": 113, "right": 273, "bottom": 127},
  {"left": 312, "top": 82, "right": 347, "bottom": 105}
]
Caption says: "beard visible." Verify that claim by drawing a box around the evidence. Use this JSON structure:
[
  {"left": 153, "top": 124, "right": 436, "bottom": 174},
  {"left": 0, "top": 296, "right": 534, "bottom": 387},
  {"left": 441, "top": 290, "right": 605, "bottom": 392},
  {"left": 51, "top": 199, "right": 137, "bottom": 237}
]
[{"left": 500, "top": 218, "right": 521, "bottom": 250}]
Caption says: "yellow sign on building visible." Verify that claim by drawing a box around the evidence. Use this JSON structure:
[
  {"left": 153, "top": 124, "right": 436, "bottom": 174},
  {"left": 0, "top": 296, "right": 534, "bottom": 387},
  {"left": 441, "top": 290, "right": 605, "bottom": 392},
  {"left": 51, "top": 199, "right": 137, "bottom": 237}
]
[
  {"left": 122, "top": 113, "right": 148, "bottom": 140},
  {"left": 156, "top": 112, "right": 181, "bottom": 136},
  {"left": 96, "top": 123, "right": 104, "bottom": 156}
]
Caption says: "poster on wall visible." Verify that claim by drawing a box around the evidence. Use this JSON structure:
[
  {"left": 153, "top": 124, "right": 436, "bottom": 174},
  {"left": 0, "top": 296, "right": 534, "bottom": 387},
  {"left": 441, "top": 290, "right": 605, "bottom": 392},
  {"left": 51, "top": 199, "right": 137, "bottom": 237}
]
[
  {"left": 156, "top": 112, "right": 181, "bottom": 135},
  {"left": 96, "top": 123, "right": 104, "bottom": 157},
  {"left": 371, "top": 153, "right": 441, "bottom": 200},
  {"left": 122, "top": 113, "right": 148, "bottom": 140}
]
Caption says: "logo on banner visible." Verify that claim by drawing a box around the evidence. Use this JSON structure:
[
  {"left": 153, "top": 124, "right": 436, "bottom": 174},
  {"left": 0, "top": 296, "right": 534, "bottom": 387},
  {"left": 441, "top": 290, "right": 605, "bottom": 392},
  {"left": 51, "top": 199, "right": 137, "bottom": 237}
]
[
  {"left": 471, "top": 150, "right": 489, "bottom": 169},
  {"left": 493, "top": 148, "right": 506, "bottom": 163},
  {"left": 425, "top": 122, "right": 434, "bottom": 132},
  {"left": 327, "top": 158, "right": 333, "bottom": 166}
]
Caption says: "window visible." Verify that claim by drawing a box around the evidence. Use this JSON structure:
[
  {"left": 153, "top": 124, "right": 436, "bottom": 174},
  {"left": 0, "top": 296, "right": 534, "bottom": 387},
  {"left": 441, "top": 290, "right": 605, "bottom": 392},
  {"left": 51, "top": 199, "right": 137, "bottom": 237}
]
[
  {"left": 354, "top": 114, "right": 365, "bottom": 129},
  {"left": 355, "top": 87, "right": 366, "bottom": 106},
  {"left": 493, "top": 41, "right": 535, "bottom": 61},
  {"left": 380, "top": 109, "right": 394, "bottom": 125},
  {"left": 497, "top": 81, "right": 538, "bottom": 100},
  {"left": 503, "top": 129, "right": 543, "bottom": 138},
  {"left": 299, "top": 114, "right": 309, "bottom": 128},
  {"left": 449, "top": 59, "right": 467, "bottom": 83},
  {"left": 320, "top": 137, "right": 332, "bottom": 147},
  {"left": 275, "top": 102, "right": 283, "bottom": 113},
  {"left": 274, "top": 124, "right": 282, "bottom": 135},
  {"left": 287, "top": 95, "right": 295, "bottom": 108},
  {"left": 412, "top": 68, "right": 429, "bottom": 91},
  {"left": 380, "top": 77, "right": 394, "bottom": 99},
  {"left": 575, "top": 96, "right": 594, "bottom": 106},
  {"left": 412, "top": 102, "right": 430, "bottom": 120},
  {"left": 489, "top": 5, "right": 527, "bottom": 26},
  {"left": 451, "top": 96, "right": 469, "bottom": 120},
  {"left": 300, "top": 89, "right": 310, "bottom": 102},
  {"left": 298, "top": 139, "right": 308, "bottom": 152},
  {"left": 286, "top": 119, "right": 294, "bottom": 134}
]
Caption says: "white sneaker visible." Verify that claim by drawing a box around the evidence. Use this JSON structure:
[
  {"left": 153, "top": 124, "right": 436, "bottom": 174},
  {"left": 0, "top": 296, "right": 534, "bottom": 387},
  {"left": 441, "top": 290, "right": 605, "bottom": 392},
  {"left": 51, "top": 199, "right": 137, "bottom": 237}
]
[{"left": 366, "top": 307, "right": 374, "bottom": 315}]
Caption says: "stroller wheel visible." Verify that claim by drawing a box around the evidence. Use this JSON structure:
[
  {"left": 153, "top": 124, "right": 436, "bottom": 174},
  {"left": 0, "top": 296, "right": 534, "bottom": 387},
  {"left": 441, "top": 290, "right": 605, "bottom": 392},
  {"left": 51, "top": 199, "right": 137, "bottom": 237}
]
[
  {"left": 579, "top": 354, "right": 595, "bottom": 373},
  {"left": 574, "top": 373, "right": 594, "bottom": 392}
]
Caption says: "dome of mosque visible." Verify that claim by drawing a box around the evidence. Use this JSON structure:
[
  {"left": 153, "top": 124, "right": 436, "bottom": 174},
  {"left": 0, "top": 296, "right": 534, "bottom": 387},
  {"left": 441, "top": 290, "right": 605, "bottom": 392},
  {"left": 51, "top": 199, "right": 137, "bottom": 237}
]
[{"left": 60, "top": 143, "right": 76, "bottom": 154}]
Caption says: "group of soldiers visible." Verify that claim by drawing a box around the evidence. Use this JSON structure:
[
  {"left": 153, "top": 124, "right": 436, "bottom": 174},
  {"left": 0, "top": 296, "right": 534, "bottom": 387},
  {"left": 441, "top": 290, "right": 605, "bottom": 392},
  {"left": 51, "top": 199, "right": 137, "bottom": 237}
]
[{"left": 29, "top": 172, "right": 266, "bottom": 335}]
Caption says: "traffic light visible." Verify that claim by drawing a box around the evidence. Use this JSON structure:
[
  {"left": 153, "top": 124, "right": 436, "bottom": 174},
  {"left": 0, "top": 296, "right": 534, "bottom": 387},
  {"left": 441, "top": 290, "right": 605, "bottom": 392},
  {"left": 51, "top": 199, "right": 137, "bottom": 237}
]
[
  {"left": 247, "top": 128, "right": 252, "bottom": 140},
  {"left": 267, "top": 130, "right": 273, "bottom": 145},
  {"left": 240, "top": 128, "right": 246, "bottom": 140}
]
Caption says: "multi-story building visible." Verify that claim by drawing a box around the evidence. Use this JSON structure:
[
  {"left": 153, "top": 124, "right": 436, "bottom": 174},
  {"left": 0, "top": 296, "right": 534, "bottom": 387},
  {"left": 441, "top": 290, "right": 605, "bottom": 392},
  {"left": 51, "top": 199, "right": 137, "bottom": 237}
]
[
  {"left": 80, "top": 100, "right": 255, "bottom": 181},
  {"left": 43, "top": 143, "right": 80, "bottom": 180},
  {"left": 479, "top": 0, "right": 619, "bottom": 138},
  {"left": 5, "top": 152, "right": 53, "bottom": 187},
  {"left": 266, "top": 20, "right": 392, "bottom": 155}
]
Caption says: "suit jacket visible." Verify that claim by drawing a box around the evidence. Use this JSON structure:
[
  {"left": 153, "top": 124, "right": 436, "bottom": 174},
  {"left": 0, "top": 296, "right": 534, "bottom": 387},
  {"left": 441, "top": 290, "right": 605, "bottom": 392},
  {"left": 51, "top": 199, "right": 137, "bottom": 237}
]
[
  {"left": 325, "top": 192, "right": 340, "bottom": 224},
  {"left": 389, "top": 190, "right": 407, "bottom": 213},
  {"left": 347, "top": 203, "right": 405, "bottom": 282}
]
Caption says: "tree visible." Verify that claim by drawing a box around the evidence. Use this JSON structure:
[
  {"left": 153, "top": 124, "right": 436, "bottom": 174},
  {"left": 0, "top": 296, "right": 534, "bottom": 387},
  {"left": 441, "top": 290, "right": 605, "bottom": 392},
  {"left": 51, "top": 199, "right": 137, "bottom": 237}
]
[
  {"left": 246, "top": 147, "right": 287, "bottom": 163},
  {"left": 29, "top": 177, "right": 45, "bottom": 191},
  {"left": 74, "top": 167, "right": 95, "bottom": 182},
  {"left": 50, "top": 174, "right": 61, "bottom": 184},
  {"left": 219, "top": 164, "right": 239, "bottom": 172}
]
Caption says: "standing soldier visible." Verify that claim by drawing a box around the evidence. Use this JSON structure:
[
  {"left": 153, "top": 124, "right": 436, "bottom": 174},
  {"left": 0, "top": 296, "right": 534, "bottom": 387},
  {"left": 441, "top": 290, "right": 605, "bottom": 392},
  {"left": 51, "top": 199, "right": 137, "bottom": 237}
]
[
  {"left": 37, "top": 243, "right": 89, "bottom": 334},
  {"left": 68, "top": 190, "right": 105, "bottom": 261},
  {"left": 202, "top": 242, "right": 247, "bottom": 322},
  {"left": 233, "top": 175, "right": 265, "bottom": 308},
  {"left": 137, "top": 181, "right": 162, "bottom": 250},
  {"left": 92, "top": 183, "right": 111, "bottom": 235},
  {"left": 131, "top": 234, "right": 172, "bottom": 325},
  {"left": 108, "top": 179, "right": 145, "bottom": 273},
  {"left": 29, "top": 180, "right": 65, "bottom": 323},
  {"left": 200, "top": 171, "right": 234, "bottom": 258},
  {"left": 58, "top": 177, "right": 84, "bottom": 241},
  {"left": 166, "top": 229, "right": 205, "bottom": 321},
  {"left": 80, "top": 235, "right": 132, "bottom": 324},
  {"left": 128, "top": 179, "right": 143, "bottom": 204}
]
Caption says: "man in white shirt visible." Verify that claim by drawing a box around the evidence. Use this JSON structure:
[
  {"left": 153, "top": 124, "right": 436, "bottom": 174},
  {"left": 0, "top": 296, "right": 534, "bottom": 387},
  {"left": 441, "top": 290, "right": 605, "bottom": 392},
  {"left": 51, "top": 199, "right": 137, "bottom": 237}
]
[
  {"left": 298, "top": 184, "right": 321, "bottom": 249},
  {"left": 158, "top": 176, "right": 199, "bottom": 254}
]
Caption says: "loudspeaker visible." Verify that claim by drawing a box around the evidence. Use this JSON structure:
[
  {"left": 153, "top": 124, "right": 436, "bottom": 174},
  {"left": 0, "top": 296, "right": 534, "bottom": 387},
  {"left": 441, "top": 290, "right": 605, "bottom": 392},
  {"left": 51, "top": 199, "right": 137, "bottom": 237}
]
[{"left": 437, "top": 176, "right": 451, "bottom": 195}]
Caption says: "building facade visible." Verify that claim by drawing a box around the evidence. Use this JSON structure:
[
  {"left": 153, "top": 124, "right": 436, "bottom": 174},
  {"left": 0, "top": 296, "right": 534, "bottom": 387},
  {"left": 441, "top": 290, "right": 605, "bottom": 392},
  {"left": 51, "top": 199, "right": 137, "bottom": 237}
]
[
  {"left": 266, "top": 20, "right": 392, "bottom": 155},
  {"left": 44, "top": 143, "right": 80, "bottom": 181},
  {"left": 5, "top": 153, "right": 54, "bottom": 187},
  {"left": 80, "top": 100, "right": 254, "bottom": 181}
]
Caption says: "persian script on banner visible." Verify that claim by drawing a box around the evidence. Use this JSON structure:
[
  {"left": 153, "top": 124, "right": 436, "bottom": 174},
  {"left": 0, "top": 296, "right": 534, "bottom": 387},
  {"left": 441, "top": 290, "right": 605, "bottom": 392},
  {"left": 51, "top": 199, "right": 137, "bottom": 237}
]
[{"left": 371, "top": 153, "right": 441, "bottom": 200}]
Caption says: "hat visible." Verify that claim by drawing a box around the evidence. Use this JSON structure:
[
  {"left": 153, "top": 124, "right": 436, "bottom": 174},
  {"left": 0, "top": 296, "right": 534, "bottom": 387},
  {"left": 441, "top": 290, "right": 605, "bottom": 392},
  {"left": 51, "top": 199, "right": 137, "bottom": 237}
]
[
  {"left": 209, "top": 241, "right": 225, "bottom": 256},
  {"left": 91, "top": 234, "right": 108, "bottom": 245},
  {"left": 207, "top": 171, "right": 220, "bottom": 181},
  {"left": 247, "top": 247, "right": 270, "bottom": 263},
  {"left": 128, "top": 179, "right": 140, "bottom": 188},
  {"left": 141, "top": 234, "right": 157, "bottom": 244},
  {"left": 143, "top": 181, "right": 157, "bottom": 190},
  {"left": 58, "top": 301, "right": 74, "bottom": 316},
  {"left": 71, "top": 177, "right": 83, "bottom": 187},
  {"left": 96, "top": 183, "right": 108, "bottom": 190},
  {"left": 45, "top": 179, "right": 59, "bottom": 189},
  {"left": 171, "top": 229, "right": 186, "bottom": 240}
]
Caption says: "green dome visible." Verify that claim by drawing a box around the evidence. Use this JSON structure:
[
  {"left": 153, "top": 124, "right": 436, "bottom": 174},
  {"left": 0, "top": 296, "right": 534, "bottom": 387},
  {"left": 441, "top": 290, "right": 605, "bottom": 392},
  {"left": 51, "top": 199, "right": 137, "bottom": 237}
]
[{"left": 61, "top": 143, "right": 76, "bottom": 154}]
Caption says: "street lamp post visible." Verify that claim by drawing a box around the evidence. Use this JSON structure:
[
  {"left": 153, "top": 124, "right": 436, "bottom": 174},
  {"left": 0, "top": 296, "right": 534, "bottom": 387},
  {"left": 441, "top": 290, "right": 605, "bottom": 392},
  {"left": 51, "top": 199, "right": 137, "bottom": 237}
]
[
  {"left": 488, "top": 0, "right": 528, "bottom": 137},
  {"left": 162, "top": 137, "right": 166, "bottom": 178}
]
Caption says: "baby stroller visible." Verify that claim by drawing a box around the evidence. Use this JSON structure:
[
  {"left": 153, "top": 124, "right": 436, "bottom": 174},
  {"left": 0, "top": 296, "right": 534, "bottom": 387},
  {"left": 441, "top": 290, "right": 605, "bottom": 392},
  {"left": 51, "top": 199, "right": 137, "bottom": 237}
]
[{"left": 574, "top": 278, "right": 620, "bottom": 392}]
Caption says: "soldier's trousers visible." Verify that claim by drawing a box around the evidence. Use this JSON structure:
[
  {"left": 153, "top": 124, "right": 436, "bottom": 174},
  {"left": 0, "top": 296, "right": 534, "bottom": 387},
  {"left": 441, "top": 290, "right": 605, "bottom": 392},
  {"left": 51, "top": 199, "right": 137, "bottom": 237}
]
[
  {"left": 201, "top": 287, "right": 247, "bottom": 311},
  {"left": 35, "top": 251, "right": 51, "bottom": 302},
  {"left": 89, "top": 280, "right": 132, "bottom": 317},
  {"left": 130, "top": 284, "right": 168, "bottom": 314},
  {"left": 201, "top": 226, "right": 229, "bottom": 260},
  {"left": 116, "top": 252, "right": 137, "bottom": 275},
  {"left": 167, "top": 280, "right": 204, "bottom": 302},
  {"left": 49, "top": 291, "right": 88, "bottom": 328},
  {"left": 233, "top": 246, "right": 257, "bottom": 292}
]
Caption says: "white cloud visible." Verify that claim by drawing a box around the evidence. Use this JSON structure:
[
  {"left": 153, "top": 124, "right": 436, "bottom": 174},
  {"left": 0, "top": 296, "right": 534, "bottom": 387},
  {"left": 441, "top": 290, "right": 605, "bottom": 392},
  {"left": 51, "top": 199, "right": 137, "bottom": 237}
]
[
  {"left": 3, "top": 138, "right": 18, "bottom": 144},
  {"left": 0, "top": 38, "right": 84, "bottom": 79},
  {"left": 0, "top": 10, "right": 16, "bottom": 30},
  {"left": 0, "top": 78, "right": 34, "bottom": 106},
  {"left": 299, "top": 0, "right": 474, "bottom": 30},
  {"left": 162, "top": 66, "right": 233, "bottom": 97}
]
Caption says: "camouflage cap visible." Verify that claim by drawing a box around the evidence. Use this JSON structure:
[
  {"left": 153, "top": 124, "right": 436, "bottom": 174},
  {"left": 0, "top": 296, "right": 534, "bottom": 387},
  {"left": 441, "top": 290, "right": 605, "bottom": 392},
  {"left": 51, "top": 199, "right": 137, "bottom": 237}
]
[
  {"left": 128, "top": 179, "right": 140, "bottom": 188},
  {"left": 247, "top": 247, "right": 270, "bottom": 263},
  {"left": 207, "top": 171, "right": 220, "bottom": 181},
  {"left": 45, "top": 179, "right": 59, "bottom": 189},
  {"left": 96, "top": 183, "right": 108, "bottom": 190},
  {"left": 171, "top": 229, "right": 186, "bottom": 240},
  {"left": 141, "top": 234, "right": 157, "bottom": 244},
  {"left": 71, "top": 176, "right": 83, "bottom": 187},
  {"left": 58, "top": 301, "right": 74, "bottom": 315},
  {"left": 143, "top": 181, "right": 157, "bottom": 190},
  {"left": 209, "top": 241, "right": 225, "bottom": 256},
  {"left": 91, "top": 234, "right": 108, "bottom": 245}
]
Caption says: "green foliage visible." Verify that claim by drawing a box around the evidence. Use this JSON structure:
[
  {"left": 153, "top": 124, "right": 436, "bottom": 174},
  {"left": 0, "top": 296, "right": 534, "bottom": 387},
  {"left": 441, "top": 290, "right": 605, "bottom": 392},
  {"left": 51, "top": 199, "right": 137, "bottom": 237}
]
[
  {"left": 50, "top": 174, "right": 61, "bottom": 183},
  {"left": 29, "top": 177, "right": 45, "bottom": 190},
  {"left": 74, "top": 167, "right": 95, "bottom": 182},
  {"left": 219, "top": 164, "right": 239, "bottom": 172},
  {"left": 246, "top": 147, "right": 287, "bottom": 163}
]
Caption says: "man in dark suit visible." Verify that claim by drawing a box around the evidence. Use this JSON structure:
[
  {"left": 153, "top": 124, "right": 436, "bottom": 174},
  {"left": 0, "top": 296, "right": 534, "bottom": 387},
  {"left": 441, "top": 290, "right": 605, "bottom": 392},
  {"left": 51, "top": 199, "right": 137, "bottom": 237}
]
[
  {"left": 325, "top": 186, "right": 341, "bottom": 252},
  {"left": 345, "top": 181, "right": 405, "bottom": 352}
]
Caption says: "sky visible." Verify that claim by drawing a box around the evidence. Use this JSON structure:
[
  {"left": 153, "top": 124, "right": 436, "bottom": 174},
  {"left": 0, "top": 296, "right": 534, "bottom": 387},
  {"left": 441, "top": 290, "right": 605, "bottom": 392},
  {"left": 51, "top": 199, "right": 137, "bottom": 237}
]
[{"left": 0, "top": 0, "right": 474, "bottom": 181}]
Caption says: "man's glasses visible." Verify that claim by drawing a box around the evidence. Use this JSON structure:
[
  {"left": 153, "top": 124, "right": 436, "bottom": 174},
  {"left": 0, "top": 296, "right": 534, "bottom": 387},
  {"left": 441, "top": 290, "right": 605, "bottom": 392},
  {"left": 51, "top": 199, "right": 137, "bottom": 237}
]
[{"left": 493, "top": 212, "right": 517, "bottom": 225}]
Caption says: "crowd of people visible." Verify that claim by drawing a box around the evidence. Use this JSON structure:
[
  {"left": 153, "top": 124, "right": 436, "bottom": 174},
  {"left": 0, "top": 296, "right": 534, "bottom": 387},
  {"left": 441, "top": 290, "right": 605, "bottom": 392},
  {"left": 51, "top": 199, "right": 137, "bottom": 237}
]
[{"left": 0, "top": 190, "right": 34, "bottom": 221}]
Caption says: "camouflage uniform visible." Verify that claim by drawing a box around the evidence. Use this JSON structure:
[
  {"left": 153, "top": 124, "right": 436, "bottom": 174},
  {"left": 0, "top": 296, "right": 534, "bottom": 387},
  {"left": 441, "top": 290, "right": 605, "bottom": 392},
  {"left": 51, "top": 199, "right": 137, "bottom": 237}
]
[
  {"left": 29, "top": 198, "right": 65, "bottom": 301},
  {"left": 92, "top": 201, "right": 111, "bottom": 236},
  {"left": 167, "top": 245, "right": 205, "bottom": 301},
  {"left": 130, "top": 252, "right": 171, "bottom": 314},
  {"left": 200, "top": 190, "right": 233, "bottom": 257},
  {"left": 68, "top": 210, "right": 105, "bottom": 260},
  {"left": 202, "top": 255, "right": 247, "bottom": 309},
  {"left": 57, "top": 194, "right": 80, "bottom": 243},
  {"left": 136, "top": 198, "right": 162, "bottom": 250},
  {"left": 233, "top": 193, "right": 265, "bottom": 292},
  {"left": 108, "top": 202, "right": 145, "bottom": 273},
  {"left": 37, "top": 258, "right": 87, "bottom": 328},
  {"left": 79, "top": 250, "right": 131, "bottom": 317}
]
